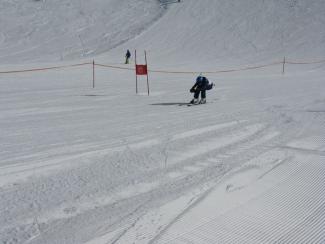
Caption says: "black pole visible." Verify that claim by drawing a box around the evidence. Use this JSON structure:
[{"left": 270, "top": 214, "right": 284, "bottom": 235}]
[
  {"left": 92, "top": 60, "right": 95, "bottom": 88},
  {"left": 135, "top": 50, "right": 138, "bottom": 94},
  {"left": 145, "top": 50, "right": 150, "bottom": 96}
]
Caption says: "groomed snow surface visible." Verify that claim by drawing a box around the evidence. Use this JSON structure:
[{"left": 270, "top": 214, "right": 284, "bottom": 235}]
[{"left": 1, "top": 0, "right": 325, "bottom": 243}]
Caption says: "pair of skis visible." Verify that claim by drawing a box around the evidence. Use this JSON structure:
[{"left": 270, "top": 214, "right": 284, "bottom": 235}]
[{"left": 187, "top": 101, "right": 206, "bottom": 106}]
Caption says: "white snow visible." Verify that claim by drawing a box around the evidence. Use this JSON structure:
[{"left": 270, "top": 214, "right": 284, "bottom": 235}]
[{"left": 1, "top": 0, "right": 325, "bottom": 243}]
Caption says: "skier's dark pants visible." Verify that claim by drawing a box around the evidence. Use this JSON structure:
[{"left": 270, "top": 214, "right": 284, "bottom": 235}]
[{"left": 194, "top": 90, "right": 206, "bottom": 99}]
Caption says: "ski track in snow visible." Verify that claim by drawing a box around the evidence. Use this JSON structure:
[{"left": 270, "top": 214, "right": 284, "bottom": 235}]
[
  {"left": 1, "top": 69, "right": 325, "bottom": 243},
  {"left": 157, "top": 157, "right": 325, "bottom": 243},
  {"left": 0, "top": 102, "right": 288, "bottom": 244}
]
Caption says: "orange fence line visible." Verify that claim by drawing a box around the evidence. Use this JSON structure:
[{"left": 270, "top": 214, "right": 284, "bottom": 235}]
[
  {"left": 0, "top": 62, "right": 92, "bottom": 74},
  {"left": 0, "top": 58, "right": 324, "bottom": 75},
  {"left": 95, "top": 63, "right": 134, "bottom": 71},
  {"left": 148, "top": 61, "right": 283, "bottom": 74},
  {"left": 93, "top": 61, "right": 282, "bottom": 74},
  {"left": 286, "top": 59, "right": 325, "bottom": 65}
]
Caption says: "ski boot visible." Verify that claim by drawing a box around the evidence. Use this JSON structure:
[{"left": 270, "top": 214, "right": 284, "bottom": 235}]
[
  {"left": 190, "top": 98, "right": 199, "bottom": 104},
  {"left": 200, "top": 98, "right": 206, "bottom": 104}
]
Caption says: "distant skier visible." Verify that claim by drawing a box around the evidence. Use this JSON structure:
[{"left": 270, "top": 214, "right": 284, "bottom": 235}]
[
  {"left": 190, "top": 74, "right": 214, "bottom": 104},
  {"left": 125, "top": 49, "right": 131, "bottom": 64}
]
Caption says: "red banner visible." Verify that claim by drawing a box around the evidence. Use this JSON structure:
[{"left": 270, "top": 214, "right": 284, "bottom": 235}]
[{"left": 136, "top": 65, "right": 148, "bottom": 75}]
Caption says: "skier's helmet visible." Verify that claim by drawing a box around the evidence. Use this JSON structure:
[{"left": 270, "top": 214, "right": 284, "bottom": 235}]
[{"left": 196, "top": 73, "right": 204, "bottom": 83}]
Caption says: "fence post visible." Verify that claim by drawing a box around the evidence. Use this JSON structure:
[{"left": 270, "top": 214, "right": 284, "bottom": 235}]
[
  {"left": 282, "top": 56, "right": 286, "bottom": 75},
  {"left": 92, "top": 60, "right": 95, "bottom": 88}
]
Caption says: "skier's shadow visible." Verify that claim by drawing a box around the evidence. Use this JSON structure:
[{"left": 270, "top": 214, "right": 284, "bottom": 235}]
[{"left": 150, "top": 102, "right": 189, "bottom": 106}]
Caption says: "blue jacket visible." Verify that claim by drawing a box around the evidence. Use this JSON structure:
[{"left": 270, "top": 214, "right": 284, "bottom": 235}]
[{"left": 190, "top": 76, "right": 213, "bottom": 92}]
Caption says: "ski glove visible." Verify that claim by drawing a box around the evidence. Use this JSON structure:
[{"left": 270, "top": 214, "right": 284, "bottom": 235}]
[{"left": 190, "top": 85, "right": 198, "bottom": 93}]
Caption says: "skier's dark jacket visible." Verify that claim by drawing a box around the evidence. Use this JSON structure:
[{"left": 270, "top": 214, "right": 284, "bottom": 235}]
[
  {"left": 190, "top": 76, "right": 213, "bottom": 93},
  {"left": 126, "top": 50, "right": 131, "bottom": 58}
]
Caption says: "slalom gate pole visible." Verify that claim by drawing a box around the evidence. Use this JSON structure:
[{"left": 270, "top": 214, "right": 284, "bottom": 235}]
[
  {"left": 135, "top": 50, "right": 138, "bottom": 94},
  {"left": 282, "top": 56, "right": 286, "bottom": 75},
  {"left": 145, "top": 50, "right": 150, "bottom": 96}
]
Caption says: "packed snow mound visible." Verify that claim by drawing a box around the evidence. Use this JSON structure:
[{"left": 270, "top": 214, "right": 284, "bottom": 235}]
[{"left": 0, "top": 0, "right": 164, "bottom": 64}]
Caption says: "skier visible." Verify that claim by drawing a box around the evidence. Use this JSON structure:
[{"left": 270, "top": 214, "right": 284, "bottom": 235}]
[
  {"left": 190, "top": 74, "right": 214, "bottom": 104},
  {"left": 125, "top": 49, "right": 131, "bottom": 64}
]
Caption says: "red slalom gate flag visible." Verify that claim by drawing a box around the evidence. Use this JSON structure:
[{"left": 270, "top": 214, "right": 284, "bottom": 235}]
[{"left": 136, "top": 65, "right": 148, "bottom": 75}]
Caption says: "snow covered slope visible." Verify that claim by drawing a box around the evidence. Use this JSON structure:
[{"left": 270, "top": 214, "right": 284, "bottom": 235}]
[
  {"left": 0, "top": 0, "right": 325, "bottom": 244},
  {"left": 0, "top": 0, "right": 165, "bottom": 64},
  {"left": 1, "top": 0, "right": 325, "bottom": 66},
  {"left": 104, "top": 0, "right": 325, "bottom": 67}
]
